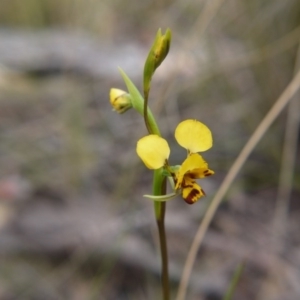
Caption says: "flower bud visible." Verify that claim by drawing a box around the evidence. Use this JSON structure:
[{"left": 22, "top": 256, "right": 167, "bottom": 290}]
[
  {"left": 152, "top": 28, "right": 171, "bottom": 69},
  {"left": 109, "top": 88, "right": 132, "bottom": 114},
  {"left": 144, "top": 29, "right": 172, "bottom": 98}
]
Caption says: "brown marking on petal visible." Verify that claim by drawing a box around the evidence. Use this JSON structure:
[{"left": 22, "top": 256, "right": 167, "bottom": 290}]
[
  {"left": 171, "top": 173, "right": 177, "bottom": 183},
  {"left": 201, "top": 188, "right": 206, "bottom": 196},
  {"left": 184, "top": 189, "right": 200, "bottom": 205},
  {"left": 182, "top": 182, "right": 194, "bottom": 188},
  {"left": 181, "top": 178, "right": 195, "bottom": 189},
  {"left": 203, "top": 170, "right": 213, "bottom": 177},
  {"left": 188, "top": 173, "right": 197, "bottom": 179}
]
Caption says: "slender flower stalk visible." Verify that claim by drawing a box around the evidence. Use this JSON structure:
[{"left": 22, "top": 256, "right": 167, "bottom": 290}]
[{"left": 153, "top": 169, "right": 169, "bottom": 299}]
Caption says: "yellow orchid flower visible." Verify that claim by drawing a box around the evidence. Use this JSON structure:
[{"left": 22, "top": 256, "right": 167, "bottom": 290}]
[{"left": 136, "top": 119, "right": 214, "bottom": 204}]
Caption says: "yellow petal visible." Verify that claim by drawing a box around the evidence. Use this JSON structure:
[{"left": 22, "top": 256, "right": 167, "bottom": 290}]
[
  {"left": 175, "top": 153, "right": 208, "bottom": 189},
  {"left": 110, "top": 88, "right": 126, "bottom": 101},
  {"left": 175, "top": 119, "right": 212, "bottom": 153},
  {"left": 181, "top": 178, "right": 205, "bottom": 204},
  {"left": 136, "top": 135, "right": 170, "bottom": 169},
  {"left": 191, "top": 168, "right": 214, "bottom": 179}
]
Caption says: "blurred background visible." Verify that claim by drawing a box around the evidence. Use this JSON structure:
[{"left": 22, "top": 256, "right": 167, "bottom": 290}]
[{"left": 0, "top": 0, "right": 299, "bottom": 299}]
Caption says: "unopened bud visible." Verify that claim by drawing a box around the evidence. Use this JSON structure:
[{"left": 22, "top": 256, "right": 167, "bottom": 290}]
[
  {"left": 144, "top": 28, "right": 172, "bottom": 99},
  {"left": 153, "top": 28, "right": 171, "bottom": 69},
  {"left": 109, "top": 88, "right": 132, "bottom": 114}
]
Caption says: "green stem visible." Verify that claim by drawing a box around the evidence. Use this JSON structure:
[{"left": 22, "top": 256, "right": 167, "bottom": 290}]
[
  {"left": 157, "top": 202, "right": 169, "bottom": 300},
  {"left": 143, "top": 89, "right": 151, "bottom": 133},
  {"left": 153, "top": 169, "right": 170, "bottom": 300},
  {"left": 223, "top": 262, "right": 245, "bottom": 300}
]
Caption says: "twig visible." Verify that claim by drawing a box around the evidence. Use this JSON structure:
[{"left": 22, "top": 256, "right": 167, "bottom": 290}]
[
  {"left": 176, "top": 69, "right": 300, "bottom": 300},
  {"left": 273, "top": 41, "right": 300, "bottom": 246}
]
